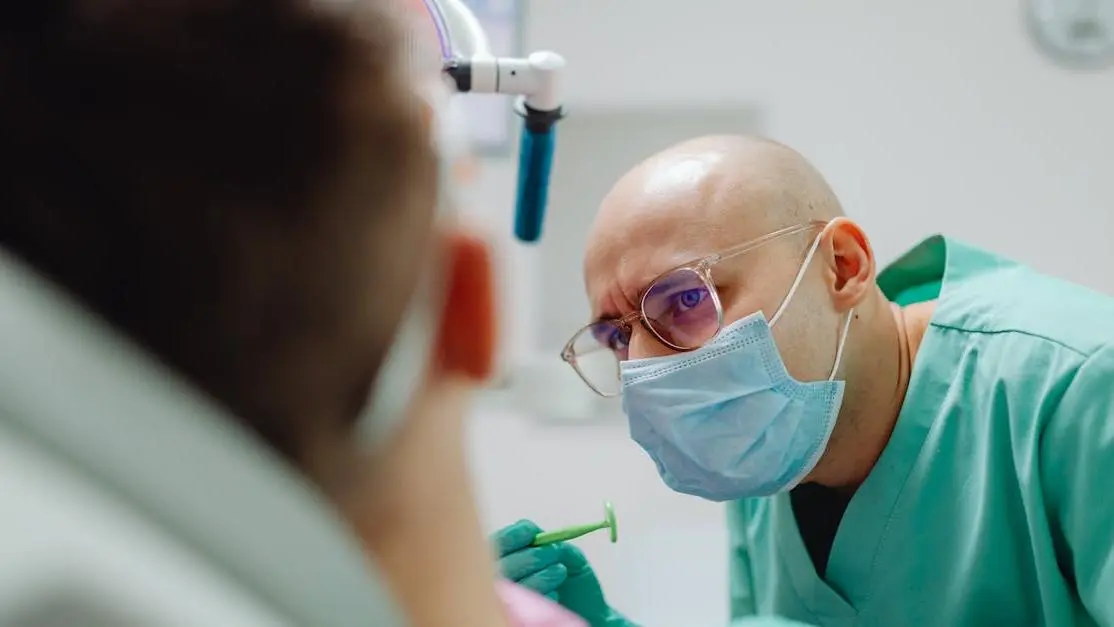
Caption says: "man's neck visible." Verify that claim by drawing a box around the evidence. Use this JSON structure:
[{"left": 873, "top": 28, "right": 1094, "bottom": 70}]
[{"left": 812, "top": 296, "right": 933, "bottom": 493}]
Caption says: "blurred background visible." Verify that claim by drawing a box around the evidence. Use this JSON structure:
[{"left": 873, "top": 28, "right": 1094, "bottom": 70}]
[{"left": 453, "top": 1, "right": 1113, "bottom": 625}]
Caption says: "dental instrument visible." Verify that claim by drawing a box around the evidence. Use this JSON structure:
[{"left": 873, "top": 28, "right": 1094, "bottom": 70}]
[{"left": 531, "top": 502, "right": 618, "bottom": 546}]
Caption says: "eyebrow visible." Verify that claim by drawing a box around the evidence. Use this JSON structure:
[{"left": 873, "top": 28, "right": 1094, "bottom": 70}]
[
  {"left": 592, "top": 312, "right": 620, "bottom": 324},
  {"left": 590, "top": 271, "right": 664, "bottom": 325},
  {"left": 588, "top": 250, "right": 704, "bottom": 326}
]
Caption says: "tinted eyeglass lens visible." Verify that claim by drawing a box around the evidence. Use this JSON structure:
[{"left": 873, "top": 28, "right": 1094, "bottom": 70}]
[
  {"left": 569, "top": 320, "right": 627, "bottom": 395},
  {"left": 641, "top": 268, "right": 720, "bottom": 349}
]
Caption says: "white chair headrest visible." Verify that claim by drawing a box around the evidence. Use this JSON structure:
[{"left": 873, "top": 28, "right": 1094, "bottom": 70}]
[{"left": 0, "top": 248, "right": 407, "bottom": 626}]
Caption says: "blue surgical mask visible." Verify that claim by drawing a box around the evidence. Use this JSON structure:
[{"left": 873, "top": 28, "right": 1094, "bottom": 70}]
[{"left": 619, "top": 232, "right": 852, "bottom": 501}]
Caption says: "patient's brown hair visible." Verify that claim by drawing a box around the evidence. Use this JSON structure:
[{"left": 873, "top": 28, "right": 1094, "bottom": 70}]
[{"left": 0, "top": 0, "right": 438, "bottom": 465}]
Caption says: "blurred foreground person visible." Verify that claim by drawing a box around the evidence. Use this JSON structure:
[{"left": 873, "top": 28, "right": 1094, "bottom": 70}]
[{"left": 0, "top": 1, "right": 581, "bottom": 625}]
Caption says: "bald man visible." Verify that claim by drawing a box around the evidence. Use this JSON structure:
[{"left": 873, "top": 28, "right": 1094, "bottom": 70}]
[{"left": 493, "top": 135, "right": 1114, "bottom": 627}]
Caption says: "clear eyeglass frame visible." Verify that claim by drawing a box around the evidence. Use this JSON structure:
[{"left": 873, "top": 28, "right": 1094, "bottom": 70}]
[{"left": 560, "top": 220, "right": 828, "bottom": 397}]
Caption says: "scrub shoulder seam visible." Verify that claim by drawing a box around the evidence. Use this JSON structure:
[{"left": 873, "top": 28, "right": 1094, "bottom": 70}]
[{"left": 928, "top": 322, "right": 1099, "bottom": 359}]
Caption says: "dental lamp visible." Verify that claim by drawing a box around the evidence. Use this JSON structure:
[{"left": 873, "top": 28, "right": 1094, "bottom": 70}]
[{"left": 421, "top": 0, "right": 566, "bottom": 243}]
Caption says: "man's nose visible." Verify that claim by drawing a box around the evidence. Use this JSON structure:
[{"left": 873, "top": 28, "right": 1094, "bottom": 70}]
[{"left": 627, "top": 325, "right": 682, "bottom": 360}]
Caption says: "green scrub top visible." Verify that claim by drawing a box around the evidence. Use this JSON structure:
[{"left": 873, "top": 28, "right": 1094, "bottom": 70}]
[{"left": 727, "top": 235, "right": 1114, "bottom": 627}]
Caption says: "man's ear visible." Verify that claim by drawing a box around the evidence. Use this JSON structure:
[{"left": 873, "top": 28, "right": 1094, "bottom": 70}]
[
  {"left": 824, "top": 218, "right": 875, "bottom": 312},
  {"left": 433, "top": 229, "right": 496, "bottom": 381}
]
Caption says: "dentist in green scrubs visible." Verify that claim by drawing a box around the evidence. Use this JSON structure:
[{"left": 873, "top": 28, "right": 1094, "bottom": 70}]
[{"left": 492, "top": 135, "right": 1114, "bottom": 627}]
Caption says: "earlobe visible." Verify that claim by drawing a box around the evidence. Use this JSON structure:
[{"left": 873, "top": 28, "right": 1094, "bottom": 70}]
[
  {"left": 434, "top": 230, "right": 497, "bottom": 381},
  {"left": 826, "top": 219, "right": 875, "bottom": 310}
]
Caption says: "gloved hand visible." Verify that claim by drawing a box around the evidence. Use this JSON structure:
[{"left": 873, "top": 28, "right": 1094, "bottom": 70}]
[{"left": 493, "top": 520, "right": 638, "bottom": 627}]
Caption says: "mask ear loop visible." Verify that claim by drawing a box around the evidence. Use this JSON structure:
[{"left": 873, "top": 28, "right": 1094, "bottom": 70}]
[
  {"left": 769, "top": 225, "right": 829, "bottom": 327},
  {"left": 827, "top": 310, "right": 853, "bottom": 381},
  {"left": 765, "top": 222, "right": 854, "bottom": 382}
]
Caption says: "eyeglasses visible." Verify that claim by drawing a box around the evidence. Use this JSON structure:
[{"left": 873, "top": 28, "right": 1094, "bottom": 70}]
[{"left": 560, "top": 220, "right": 828, "bottom": 397}]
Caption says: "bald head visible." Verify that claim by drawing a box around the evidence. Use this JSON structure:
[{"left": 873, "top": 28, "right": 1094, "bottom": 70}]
[
  {"left": 583, "top": 135, "right": 845, "bottom": 322},
  {"left": 590, "top": 134, "right": 842, "bottom": 258}
]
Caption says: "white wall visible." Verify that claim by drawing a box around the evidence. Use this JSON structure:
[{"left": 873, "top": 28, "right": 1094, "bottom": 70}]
[{"left": 465, "top": 2, "right": 1114, "bottom": 626}]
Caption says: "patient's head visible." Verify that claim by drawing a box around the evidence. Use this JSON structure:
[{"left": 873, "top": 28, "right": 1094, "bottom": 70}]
[{"left": 0, "top": 0, "right": 495, "bottom": 494}]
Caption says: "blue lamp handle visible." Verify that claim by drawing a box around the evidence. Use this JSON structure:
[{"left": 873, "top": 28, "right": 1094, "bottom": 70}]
[{"left": 513, "top": 103, "right": 563, "bottom": 243}]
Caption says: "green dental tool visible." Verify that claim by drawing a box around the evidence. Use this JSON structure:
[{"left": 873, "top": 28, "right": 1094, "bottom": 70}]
[{"left": 530, "top": 502, "right": 618, "bottom": 547}]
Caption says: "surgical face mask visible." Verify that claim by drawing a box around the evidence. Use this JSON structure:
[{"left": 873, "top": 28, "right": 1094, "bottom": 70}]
[
  {"left": 360, "top": 75, "right": 465, "bottom": 446},
  {"left": 619, "top": 230, "right": 853, "bottom": 501}
]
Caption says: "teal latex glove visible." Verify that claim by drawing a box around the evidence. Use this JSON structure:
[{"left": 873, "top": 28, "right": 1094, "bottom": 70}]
[{"left": 493, "top": 520, "right": 638, "bottom": 627}]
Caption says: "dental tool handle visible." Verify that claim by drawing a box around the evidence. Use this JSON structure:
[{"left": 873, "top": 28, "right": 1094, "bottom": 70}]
[
  {"left": 514, "top": 104, "right": 560, "bottom": 243},
  {"left": 530, "top": 521, "right": 608, "bottom": 547}
]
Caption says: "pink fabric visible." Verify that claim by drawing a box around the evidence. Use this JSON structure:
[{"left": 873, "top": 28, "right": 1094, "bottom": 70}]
[{"left": 495, "top": 579, "right": 587, "bottom": 627}]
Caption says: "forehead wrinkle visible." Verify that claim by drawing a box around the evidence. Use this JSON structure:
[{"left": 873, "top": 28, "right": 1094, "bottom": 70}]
[
  {"left": 585, "top": 234, "right": 697, "bottom": 320},
  {"left": 615, "top": 248, "right": 695, "bottom": 302},
  {"left": 586, "top": 201, "right": 733, "bottom": 319},
  {"left": 612, "top": 225, "right": 714, "bottom": 306}
]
